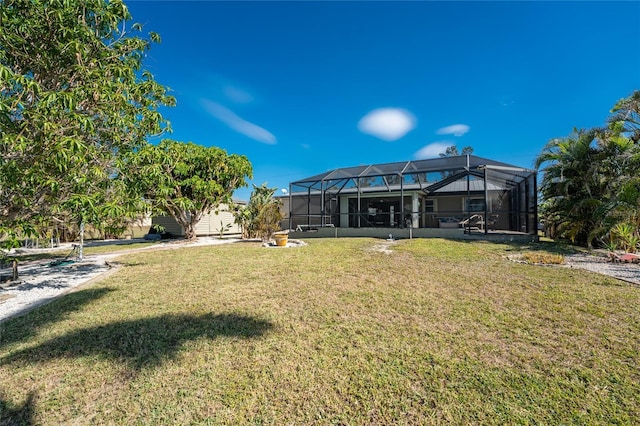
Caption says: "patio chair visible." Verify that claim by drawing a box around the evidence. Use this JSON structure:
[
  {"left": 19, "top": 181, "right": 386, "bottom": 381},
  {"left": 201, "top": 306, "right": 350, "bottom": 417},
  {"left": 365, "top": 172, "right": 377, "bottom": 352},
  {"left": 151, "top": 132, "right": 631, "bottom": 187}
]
[{"left": 460, "top": 214, "right": 484, "bottom": 233}]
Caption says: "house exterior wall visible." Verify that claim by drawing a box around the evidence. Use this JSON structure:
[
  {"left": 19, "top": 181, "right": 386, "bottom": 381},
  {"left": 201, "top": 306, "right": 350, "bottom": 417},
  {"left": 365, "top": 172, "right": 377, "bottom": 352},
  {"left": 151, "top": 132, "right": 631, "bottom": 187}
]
[{"left": 434, "top": 196, "right": 462, "bottom": 218}]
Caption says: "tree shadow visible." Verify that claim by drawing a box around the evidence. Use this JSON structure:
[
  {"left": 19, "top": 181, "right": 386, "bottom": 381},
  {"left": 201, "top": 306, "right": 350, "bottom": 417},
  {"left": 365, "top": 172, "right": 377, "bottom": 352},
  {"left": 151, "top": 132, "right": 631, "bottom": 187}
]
[
  {"left": 1, "top": 312, "right": 273, "bottom": 372},
  {"left": 0, "top": 392, "right": 35, "bottom": 426},
  {"left": 0, "top": 288, "right": 114, "bottom": 348}
]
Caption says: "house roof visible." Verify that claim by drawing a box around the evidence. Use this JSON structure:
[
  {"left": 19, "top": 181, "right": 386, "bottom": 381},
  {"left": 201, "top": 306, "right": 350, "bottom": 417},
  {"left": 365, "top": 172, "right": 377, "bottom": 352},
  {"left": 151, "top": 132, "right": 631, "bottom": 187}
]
[
  {"left": 293, "top": 155, "right": 531, "bottom": 185},
  {"left": 290, "top": 155, "right": 535, "bottom": 195}
]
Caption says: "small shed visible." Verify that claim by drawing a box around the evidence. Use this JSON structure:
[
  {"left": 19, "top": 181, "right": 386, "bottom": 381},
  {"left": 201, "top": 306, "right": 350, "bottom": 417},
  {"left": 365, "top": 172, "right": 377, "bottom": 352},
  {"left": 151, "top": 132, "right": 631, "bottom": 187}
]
[{"left": 151, "top": 202, "right": 244, "bottom": 238}]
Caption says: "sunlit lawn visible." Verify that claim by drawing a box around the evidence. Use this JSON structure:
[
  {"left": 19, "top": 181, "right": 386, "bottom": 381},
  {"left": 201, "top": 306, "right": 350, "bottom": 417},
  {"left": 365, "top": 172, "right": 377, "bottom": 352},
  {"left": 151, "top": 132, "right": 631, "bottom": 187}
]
[{"left": 1, "top": 238, "right": 638, "bottom": 424}]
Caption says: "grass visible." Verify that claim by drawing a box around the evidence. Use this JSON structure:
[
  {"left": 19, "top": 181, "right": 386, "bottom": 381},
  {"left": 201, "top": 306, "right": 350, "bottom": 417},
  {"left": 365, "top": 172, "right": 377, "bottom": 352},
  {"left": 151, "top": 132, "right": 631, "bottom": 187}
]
[{"left": 1, "top": 238, "right": 638, "bottom": 424}]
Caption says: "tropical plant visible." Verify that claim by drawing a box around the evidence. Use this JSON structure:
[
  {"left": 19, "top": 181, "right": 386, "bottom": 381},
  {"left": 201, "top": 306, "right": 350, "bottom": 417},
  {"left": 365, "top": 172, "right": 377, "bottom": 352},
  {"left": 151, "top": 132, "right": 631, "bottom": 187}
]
[
  {"left": 216, "top": 221, "right": 232, "bottom": 239},
  {"left": 536, "top": 92, "right": 640, "bottom": 248},
  {"left": 611, "top": 223, "right": 640, "bottom": 253},
  {"left": 244, "top": 183, "right": 284, "bottom": 242},
  {"left": 608, "top": 90, "right": 640, "bottom": 144},
  {"left": 599, "top": 236, "right": 619, "bottom": 253},
  {"left": 536, "top": 129, "right": 606, "bottom": 245}
]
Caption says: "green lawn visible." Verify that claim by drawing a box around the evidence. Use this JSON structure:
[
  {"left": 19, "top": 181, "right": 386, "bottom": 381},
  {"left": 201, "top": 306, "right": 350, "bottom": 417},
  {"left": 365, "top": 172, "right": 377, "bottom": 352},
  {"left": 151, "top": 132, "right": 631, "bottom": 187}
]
[{"left": 1, "top": 238, "right": 638, "bottom": 424}]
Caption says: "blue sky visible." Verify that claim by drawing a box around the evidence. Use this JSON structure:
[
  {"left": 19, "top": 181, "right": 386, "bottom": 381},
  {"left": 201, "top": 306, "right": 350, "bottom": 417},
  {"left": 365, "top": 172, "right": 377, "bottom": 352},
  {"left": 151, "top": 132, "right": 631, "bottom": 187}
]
[{"left": 127, "top": 1, "right": 640, "bottom": 201}]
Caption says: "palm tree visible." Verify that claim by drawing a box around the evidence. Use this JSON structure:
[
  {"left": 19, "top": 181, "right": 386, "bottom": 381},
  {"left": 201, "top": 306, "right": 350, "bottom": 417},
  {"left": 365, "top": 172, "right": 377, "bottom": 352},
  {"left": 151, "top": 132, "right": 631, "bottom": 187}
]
[
  {"left": 609, "top": 90, "right": 640, "bottom": 144},
  {"left": 243, "top": 183, "right": 284, "bottom": 242},
  {"left": 537, "top": 92, "right": 640, "bottom": 248},
  {"left": 596, "top": 120, "right": 640, "bottom": 243},
  {"left": 536, "top": 129, "right": 606, "bottom": 246}
]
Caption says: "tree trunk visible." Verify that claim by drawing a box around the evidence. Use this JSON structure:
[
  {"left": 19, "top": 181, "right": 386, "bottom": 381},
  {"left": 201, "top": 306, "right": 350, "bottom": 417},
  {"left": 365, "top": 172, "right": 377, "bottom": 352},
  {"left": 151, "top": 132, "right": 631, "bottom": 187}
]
[
  {"left": 184, "top": 224, "right": 197, "bottom": 241},
  {"left": 79, "top": 221, "right": 85, "bottom": 260}
]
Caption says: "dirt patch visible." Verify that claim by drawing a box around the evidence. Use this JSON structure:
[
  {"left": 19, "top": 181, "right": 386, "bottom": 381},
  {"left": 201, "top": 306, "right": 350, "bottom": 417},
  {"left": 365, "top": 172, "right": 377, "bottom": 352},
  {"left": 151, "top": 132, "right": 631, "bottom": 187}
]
[{"left": 371, "top": 239, "right": 397, "bottom": 254}]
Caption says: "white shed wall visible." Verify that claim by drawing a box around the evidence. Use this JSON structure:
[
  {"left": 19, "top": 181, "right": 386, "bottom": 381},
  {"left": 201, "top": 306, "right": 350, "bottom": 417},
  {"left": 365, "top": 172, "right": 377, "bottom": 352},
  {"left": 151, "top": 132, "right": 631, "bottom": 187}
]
[{"left": 152, "top": 204, "right": 241, "bottom": 237}]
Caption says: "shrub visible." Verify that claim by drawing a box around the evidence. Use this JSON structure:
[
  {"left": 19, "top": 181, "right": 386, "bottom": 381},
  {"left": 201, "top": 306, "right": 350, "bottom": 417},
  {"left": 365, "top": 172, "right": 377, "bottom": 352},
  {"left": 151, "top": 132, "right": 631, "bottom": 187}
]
[{"left": 521, "top": 252, "right": 565, "bottom": 265}]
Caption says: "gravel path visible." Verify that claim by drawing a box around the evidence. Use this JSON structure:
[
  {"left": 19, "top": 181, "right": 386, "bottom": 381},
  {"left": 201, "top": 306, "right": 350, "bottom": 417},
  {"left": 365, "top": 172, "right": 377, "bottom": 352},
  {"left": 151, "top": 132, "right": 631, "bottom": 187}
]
[
  {"left": 564, "top": 252, "right": 640, "bottom": 285},
  {"left": 0, "top": 254, "right": 120, "bottom": 322}
]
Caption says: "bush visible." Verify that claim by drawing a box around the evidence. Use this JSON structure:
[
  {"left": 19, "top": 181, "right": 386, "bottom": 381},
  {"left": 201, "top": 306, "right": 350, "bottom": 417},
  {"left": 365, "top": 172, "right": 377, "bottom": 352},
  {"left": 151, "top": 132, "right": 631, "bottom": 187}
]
[{"left": 521, "top": 252, "right": 565, "bottom": 265}]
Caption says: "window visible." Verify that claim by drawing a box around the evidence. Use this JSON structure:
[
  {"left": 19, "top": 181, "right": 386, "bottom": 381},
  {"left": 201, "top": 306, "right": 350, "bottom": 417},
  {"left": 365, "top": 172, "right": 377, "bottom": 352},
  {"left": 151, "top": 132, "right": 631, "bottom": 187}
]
[
  {"left": 466, "top": 198, "right": 485, "bottom": 212},
  {"left": 425, "top": 199, "right": 436, "bottom": 213}
]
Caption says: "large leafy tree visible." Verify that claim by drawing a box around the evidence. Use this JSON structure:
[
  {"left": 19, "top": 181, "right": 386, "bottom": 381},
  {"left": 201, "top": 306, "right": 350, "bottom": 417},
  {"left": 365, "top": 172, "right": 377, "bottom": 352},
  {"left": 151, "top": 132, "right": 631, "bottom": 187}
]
[
  {"left": 124, "top": 140, "right": 252, "bottom": 241},
  {"left": 0, "top": 0, "right": 174, "bottom": 247}
]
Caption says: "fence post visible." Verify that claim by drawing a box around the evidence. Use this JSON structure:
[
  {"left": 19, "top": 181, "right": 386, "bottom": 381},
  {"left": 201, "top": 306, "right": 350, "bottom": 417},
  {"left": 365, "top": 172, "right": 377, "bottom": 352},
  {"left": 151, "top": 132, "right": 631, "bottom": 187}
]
[{"left": 12, "top": 258, "right": 18, "bottom": 281}]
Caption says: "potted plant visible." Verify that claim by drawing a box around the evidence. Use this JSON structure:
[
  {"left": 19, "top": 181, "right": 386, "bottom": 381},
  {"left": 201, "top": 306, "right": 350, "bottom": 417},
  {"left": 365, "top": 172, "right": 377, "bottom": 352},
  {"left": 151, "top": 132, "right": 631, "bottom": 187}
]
[{"left": 273, "top": 229, "right": 289, "bottom": 247}]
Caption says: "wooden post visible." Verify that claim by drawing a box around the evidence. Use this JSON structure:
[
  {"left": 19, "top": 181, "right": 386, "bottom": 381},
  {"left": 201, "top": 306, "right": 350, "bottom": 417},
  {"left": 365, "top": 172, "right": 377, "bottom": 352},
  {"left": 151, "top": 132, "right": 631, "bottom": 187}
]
[{"left": 12, "top": 258, "right": 18, "bottom": 281}]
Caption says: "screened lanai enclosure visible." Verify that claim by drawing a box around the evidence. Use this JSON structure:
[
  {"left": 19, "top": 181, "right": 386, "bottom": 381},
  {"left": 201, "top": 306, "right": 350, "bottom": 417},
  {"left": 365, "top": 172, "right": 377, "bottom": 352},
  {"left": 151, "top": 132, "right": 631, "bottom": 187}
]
[{"left": 284, "top": 155, "right": 537, "bottom": 237}]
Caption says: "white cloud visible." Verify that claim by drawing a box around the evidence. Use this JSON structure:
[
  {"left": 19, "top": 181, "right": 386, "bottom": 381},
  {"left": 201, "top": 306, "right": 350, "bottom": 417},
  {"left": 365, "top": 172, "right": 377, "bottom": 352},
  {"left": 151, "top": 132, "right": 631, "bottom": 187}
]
[
  {"left": 358, "top": 108, "right": 416, "bottom": 141},
  {"left": 413, "top": 142, "right": 452, "bottom": 160},
  {"left": 436, "top": 124, "right": 470, "bottom": 137},
  {"left": 223, "top": 85, "right": 254, "bottom": 104},
  {"left": 202, "top": 100, "right": 277, "bottom": 145}
]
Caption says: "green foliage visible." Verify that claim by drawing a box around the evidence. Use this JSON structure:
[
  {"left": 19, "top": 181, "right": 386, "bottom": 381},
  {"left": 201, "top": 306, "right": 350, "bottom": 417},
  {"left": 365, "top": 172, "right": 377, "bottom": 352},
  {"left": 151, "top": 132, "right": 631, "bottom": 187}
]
[
  {"left": 238, "top": 183, "right": 284, "bottom": 241},
  {"left": 0, "top": 0, "right": 175, "bottom": 248},
  {"left": 216, "top": 220, "right": 232, "bottom": 239},
  {"left": 124, "top": 140, "right": 252, "bottom": 241},
  {"left": 611, "top": 223, "right": 640, "bottom": 253},
  {"left": 439, "top": 145, "right": 474, "bottom": 158},
  {"left": 609, "top": 90, "right": 640, "bottom": 143},
  {"left": 536, "top": 91, "right": 640, "bottom": 247},
  {"left": 231, "top": 203, "right": 252, "bottom": 239}
]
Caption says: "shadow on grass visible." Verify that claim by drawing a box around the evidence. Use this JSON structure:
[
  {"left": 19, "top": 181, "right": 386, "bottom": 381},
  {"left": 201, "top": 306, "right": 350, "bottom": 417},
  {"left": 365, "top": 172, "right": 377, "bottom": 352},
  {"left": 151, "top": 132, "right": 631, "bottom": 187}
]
[
  {"left": 0, "top": 288, "right": 115, "bottom": 347},
  {"left": 0, "top": 392, "right": 35, "bottom": 426},
  {"left": 1, "top": 312, "right": 273, "bottom": 371}
]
